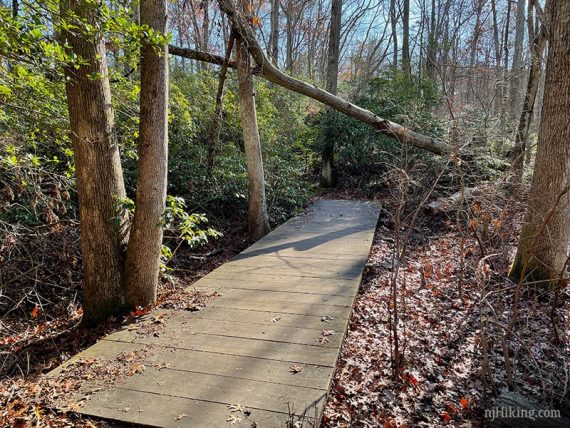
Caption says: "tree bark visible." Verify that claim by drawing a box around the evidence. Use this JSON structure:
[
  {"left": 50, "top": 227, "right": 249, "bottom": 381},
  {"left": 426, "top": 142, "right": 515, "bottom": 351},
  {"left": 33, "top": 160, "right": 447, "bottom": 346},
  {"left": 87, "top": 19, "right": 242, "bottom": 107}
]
[
  {"left": 320, "top": 0, "right": 342, "bottom": 188},
  {"left": 237, "top": 39, "right": 271, "bottom": 240},
  {"left": 510, "top": 0, "right": 570, "bottom": 284},
  {"left": 426, "top": 0, "right": 437, "bottom": 80},
  {"left": 509, "top": 0, "right": 527, "bottom": 121},
  {"left": 60, "top": 0, "right": 129, "bottom": 325},
  {"left": 284, "top": 0, "right": 294, "bottom": 73},
  {"left": 402, "top": 0, "right": 411, "bottom": 73},
  {"left": 510, "top": 1, "right": 548, "bottom": 182},
  {"left": 269, "top": 0, "right": 279, "bottom": 64},
  {"left": 124, "top": 0, "right": 169, "bottom": 308},
  {"left": 236, "top": 1, "right": 270, "bottom": 240},
  {"left": 390, "top": 0, "right": 398, "bottom": 66}
]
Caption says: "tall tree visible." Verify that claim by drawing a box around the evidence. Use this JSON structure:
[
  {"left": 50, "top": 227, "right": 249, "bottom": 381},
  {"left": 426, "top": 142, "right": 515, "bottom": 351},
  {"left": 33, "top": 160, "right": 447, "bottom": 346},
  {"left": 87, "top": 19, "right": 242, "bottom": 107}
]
[
  {"left": 236, "top": 0, "right": 271, "bottom": 240},
  {"left": 426, "top": 0, "right": 437, "bottom": 80},
  {"left": 124, "top": 0, "right": 169, "bottom": 307},
  {"left": 269, "top": 0, "right": 279, "bottom": 64},
  {"left": 509, "top": 0, "right": 527, "bottom": 120},
  {"left": 60, "top": 0, "right": 129, "bottom": 325},
  {"left": 401, "top": 0, "right": 411, "bottom": 73},
  {"left": 390, "top": 0, "right": 398, "bottom": 66},
  {"left": 510, "top": 0, "right": 570, "bottom": 284},
  {"left": 510, "top": 0, "right": 548, "bottom": 182},
  {"left": 320, "top": 0, "right": 342, "bottom": 187}
]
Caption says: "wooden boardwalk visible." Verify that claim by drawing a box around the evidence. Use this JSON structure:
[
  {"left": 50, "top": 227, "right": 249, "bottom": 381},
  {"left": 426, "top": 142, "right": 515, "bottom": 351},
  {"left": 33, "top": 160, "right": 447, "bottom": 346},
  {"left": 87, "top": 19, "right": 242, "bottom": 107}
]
[{"left": 51, "top": 199, "right": 380, "bottom": 427}]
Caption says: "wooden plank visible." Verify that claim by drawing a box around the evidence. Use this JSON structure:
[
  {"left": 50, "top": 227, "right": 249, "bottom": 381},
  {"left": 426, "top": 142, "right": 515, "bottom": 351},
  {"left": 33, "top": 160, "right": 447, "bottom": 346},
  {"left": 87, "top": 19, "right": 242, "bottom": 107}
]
[
  {"left": 240, "top": 234, "right": 374, "bottom": 256},
  {"left": 208, "top": 297, "right": 353, "bottom": 319},
  {"left": 47, "top": 340, "right": 147, "bottom": 378},
  {"left": 209, "top": 264, "right": 364, "bottom": 280},
  {"left": 225, "top": 255, "right": 367, "bottom": 269},
  {"left": 189, "top": 307, "right": 349, "bottom": 331},
  {"left": 52, "top": 339, "right": 333, "bottom": 390},
  {"left": 104, "top": 333, "right": 340, "bottom": 367},
  {"left": 80, "top": 388, "right": 306, "bottom": 428},
  {"left": 193, "top": 287, "right": 354, "bottom": 307},
  {"left": 107, "top": 316, "right": 343, "bottom": 348},
  {"left": 192, "top": 273, "right": 359, "bottom": 289},
  {"left": 145, "top": 347, "right": 334, "bottom": 390},
  {"left": 189, "top": 277, "right": 359, "bottom": 297},
  {"left": 114, "top": 367, "right": 328, "bottom": 415}
]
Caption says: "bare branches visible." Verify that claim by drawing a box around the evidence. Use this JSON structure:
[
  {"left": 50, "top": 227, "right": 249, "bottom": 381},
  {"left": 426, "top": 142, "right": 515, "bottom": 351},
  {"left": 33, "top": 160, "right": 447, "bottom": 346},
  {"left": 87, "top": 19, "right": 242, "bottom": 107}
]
[{"left": 169, "top": 0, "right": 452, "bottom": 156}]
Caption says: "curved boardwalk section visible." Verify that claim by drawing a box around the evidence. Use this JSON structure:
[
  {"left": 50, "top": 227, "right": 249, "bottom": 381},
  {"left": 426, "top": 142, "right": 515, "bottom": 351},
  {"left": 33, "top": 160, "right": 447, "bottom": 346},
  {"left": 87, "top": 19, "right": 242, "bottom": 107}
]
[{"left": 54, "top": 199, "right": 380, "bottom": 427}]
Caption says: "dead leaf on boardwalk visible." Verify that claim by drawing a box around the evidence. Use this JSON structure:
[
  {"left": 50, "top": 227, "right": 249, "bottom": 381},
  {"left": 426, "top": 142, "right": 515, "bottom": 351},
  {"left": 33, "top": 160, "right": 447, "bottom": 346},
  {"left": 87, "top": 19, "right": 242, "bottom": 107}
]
[
  {"left": 271, "top": 316, "right": 281, "bottom": 323},
  {"left": 289, "top": 364, "right": 303, "bottom": 374},
  {"left": 174, "top": 413, "right": 188, "bottom": 421},
  {"left": 226, "top": 414, "right": 242, "bottom": 424},
  {"left": 228, "top": 403, "right": 246, "bottom": 413},
  {"left": 317, "top": 329, "right": 335, "bottom": 345},
  {"left": 128, "top": 364, "right": 145, "bottom": 376}
]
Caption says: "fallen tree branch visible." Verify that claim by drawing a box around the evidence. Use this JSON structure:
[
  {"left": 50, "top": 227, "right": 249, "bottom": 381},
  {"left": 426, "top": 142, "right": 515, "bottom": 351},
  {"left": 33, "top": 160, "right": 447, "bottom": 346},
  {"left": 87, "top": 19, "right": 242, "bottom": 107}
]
[
  {"left": 168, "top": 45, "right": 236, "bottom": 68},
  {"left": 169, "top": 0, "right": 451, "bottom": 156}
]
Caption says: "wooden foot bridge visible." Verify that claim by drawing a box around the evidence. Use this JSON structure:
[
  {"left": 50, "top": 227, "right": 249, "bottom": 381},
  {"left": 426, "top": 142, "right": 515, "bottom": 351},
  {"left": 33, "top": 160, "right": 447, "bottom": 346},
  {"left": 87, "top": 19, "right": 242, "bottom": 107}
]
[{"left": 50, "top": 199, "right": 381, "bottom": 427}]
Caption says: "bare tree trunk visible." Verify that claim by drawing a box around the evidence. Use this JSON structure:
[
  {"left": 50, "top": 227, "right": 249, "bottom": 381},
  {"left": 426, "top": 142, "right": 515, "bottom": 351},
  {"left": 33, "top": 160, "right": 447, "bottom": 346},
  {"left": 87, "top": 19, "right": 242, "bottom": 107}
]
[
  {"left": 201, "top": 0, "right": 210, "bottom": 72},
  {"left": 509, "top": 0, "right": 527, "bottom": 121},
  {"left": 510, "top": 0, "right": 570, "bottom": 284},
  {"left": 320, "top": 0, "right": 342, "bottom": 188},
  {"left": 124, "top": 0, "right": 169, "bottom": 308},
  {"left": 390, "top": 0, "right": 398, "bottom": 66},
  {"left": 491, "top": 0, "right": 502, "bottom": 116},
  {"left": 426, "top": 0, "right": 437, "bottom": 80},
  {"left": 60, "top": 0, "right": 129, "bottom": 325},
  {"left": 467, "top": 0, "right": 483, "bottom": 104},
  {"left": 206, "top": 33, "right": 235, "bottom": 174},
  {"left": 269, "top": 0, "right": 279, "bottom": 64},
  {"left": 510, "top": 1, "right": 548, "bottom": 182},
  {"left": 237, "top": 39, "right": 271, "bottom": 239},
  {"left": 402, "top": 0, "right": 411, "bottom": 73},
  {"left": 285, "top": 0, "right": 294, "bottom": 73},
  {"left": 499, "top": 0, "right": 512, "bottom": 130},
  {"left": 236, "top": 1, "right": 270, "bottom": 240}
]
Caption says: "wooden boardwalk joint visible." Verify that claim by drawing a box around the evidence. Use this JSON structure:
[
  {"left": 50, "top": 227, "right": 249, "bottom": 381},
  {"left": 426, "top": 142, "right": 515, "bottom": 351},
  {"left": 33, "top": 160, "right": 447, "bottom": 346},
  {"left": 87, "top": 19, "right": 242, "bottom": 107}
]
[{"left": 50, "top": 199, "right": 380, "bottom": 427}]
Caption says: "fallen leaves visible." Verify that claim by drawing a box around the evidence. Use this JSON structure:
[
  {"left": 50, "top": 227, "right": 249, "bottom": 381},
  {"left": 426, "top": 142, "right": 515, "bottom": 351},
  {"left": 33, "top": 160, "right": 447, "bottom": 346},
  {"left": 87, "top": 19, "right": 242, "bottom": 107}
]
[
  {"left": 226, "top": 403, "right": 250, "bottom": 425},
  {"left": 317, "top": 329, "right": 336, "bottom": 345},
  {"left": 289, "top": 364, "right": 303, "bottom": 374},
  {"left": 321, "top": 225, "right": 483, "bottom": 427},
  {"left": 174, "top": 413, "right": 188, "bottom": 421},
  {"left": 31, "top": 305, "right": 42, "bottom": 318}
]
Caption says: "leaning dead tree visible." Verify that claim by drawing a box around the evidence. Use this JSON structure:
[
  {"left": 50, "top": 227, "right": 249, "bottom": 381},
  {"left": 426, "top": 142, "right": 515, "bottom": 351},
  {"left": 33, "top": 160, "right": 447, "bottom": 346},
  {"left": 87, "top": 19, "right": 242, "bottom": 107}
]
[{"left": 169, "top": 0, "right": 451, "bottom": 156}]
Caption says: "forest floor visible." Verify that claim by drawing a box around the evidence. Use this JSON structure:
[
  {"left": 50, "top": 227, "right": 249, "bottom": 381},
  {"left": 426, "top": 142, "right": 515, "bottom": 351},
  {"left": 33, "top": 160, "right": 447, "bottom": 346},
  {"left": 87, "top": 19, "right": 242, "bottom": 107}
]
[
  {"left": 320, "top": 188, "right": 569, "bottom": 427},
  {"left": 1, "top": 192, "right": 568, "bottom": 428}
]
